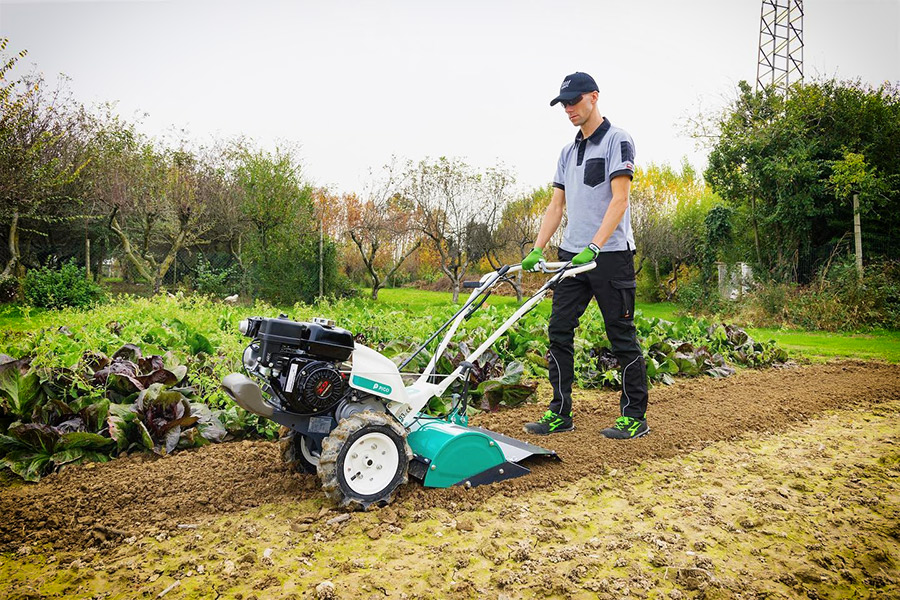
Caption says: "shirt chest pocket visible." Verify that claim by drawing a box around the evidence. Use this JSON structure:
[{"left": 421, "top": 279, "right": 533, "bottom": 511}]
[{"left": 583, "top": 157, "right": 606, "bottom": 187}]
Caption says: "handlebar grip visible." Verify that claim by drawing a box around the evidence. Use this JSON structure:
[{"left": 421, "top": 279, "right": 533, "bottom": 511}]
[{"left": 462, "top": 281, "right": 481, "bottom": 289}]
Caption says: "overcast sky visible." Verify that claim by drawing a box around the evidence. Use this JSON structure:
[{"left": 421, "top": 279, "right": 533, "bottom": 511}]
[{"left": 1, "top": 0, "right": 897, "bottom": 196}]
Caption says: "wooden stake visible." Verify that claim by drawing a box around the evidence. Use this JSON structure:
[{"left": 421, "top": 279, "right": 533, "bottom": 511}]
[{"left": 853, "top": 193, "right": 863, "bottom": 280}]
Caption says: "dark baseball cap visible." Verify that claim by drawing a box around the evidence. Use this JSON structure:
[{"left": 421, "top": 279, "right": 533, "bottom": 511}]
[{"left": 549, "top": 72, "right": 599, "bottom": 106}]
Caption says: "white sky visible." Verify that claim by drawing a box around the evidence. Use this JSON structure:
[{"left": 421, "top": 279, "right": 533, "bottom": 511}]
[{"left": 1, "top": 0, "right": 897, "bottom": 196}]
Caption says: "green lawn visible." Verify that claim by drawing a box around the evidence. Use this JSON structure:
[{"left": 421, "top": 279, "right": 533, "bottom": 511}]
[
  {"left": 370, "top": 287, "right": 679, "bottom": 320},
  {"left": 746, "top": 327, "right": 900, "bottom": 363},
  {"left": 0, "top": 304, "right": 47, "bottom": 332}
]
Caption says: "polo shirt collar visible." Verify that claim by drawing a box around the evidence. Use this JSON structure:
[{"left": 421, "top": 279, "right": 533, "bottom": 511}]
[{"left": 575, "top": 117, "right": 611, "bottom": 144}]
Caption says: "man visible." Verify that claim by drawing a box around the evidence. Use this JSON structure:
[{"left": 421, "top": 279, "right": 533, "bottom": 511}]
[{"left": 522, "top": 71, "right": 649, "bottom": 440}]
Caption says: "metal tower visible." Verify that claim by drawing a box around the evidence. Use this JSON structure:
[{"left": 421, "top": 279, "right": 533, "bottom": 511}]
[{"left": 756, "top": 0, "right": 804, "bottom": 93}]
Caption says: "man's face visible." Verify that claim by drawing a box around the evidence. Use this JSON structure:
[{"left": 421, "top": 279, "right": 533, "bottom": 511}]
[{"left": 562, "top": 91, "right": 597, "bottom": 127}]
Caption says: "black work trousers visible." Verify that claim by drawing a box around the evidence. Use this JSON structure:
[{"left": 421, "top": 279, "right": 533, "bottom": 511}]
[{"left": 547, "top": 249, "right": 648, "bottom": 420}]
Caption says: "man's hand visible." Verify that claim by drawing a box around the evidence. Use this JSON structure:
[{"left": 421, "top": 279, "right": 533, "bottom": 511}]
[
  {"left": 522, "top": 247, "right": 545, "bottom": 271},
  {"left": 572, "top": 243, "right": 600, "bottom": 266}
]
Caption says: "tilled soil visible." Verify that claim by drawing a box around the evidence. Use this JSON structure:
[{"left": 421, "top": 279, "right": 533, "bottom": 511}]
[{"left": 2, "top": 360, "right": 897, "bottom": 555}]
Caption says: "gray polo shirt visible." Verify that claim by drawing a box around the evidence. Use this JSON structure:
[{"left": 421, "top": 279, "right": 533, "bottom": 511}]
[{"left": 552, "top": 117, "right": 636, "bottom": 253}]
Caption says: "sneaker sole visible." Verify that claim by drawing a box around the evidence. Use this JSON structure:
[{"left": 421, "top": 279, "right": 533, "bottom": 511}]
[
  {"left": 601, "top": 427, "right": 650, "bottom": 440},
  {"left": 522, "top": 425, "right": 576, "bottom": 436}
]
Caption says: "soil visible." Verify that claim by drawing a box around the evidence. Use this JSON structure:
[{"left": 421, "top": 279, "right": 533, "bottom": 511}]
[{"left": 1, "top": 360, "right": 897, "bottom": 559}]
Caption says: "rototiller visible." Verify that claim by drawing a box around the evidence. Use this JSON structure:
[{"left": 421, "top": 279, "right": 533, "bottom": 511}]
[{"left": 221, "top": 260, "right": 595, "bottom": 508}]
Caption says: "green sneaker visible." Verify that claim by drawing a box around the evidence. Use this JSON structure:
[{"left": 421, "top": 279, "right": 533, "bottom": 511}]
[
  {"left": 523, "top": 410, "right": 574, "bottom": 435},
  {"left": 601, "top": 416, "right": 649, "bottom": 440}
]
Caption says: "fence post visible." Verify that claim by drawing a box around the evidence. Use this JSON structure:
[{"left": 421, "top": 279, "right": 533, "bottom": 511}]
[
  {"left": 716, "top": 261, "right": 727, "bottom": 298},
  {"left": 319, "top": 218, "right": 324, "bottom": 299},
  {"left": 853, "top": 193, "right": 863, "bottom": 280}
]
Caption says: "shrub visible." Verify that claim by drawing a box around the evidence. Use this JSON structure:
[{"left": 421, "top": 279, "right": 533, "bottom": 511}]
[
  {"left": 751, "top": 282, "right": 793, "bottom": 321},
  {"left": 250, "top": 237, "right": 353, "bottom": 304},
  {"left": 193, "top": 254, "right": 237, "bottom": 297},
  {"left": 675, "top": 266, "right": 727, "bottom": 314},
  {"left": 737, "top": 257, "right": 900, "bottom": 330},
  {"left": 23, "top": 260, "right": 106, "bottom": 309},
  {"left": 636, "top": 267, "right": 662, "bottom": 302},
  {"left": 0, "top": 275, "right": 19, "bottom": 303}
]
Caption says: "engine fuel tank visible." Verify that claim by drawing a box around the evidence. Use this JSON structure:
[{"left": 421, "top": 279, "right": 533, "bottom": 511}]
[{"left": 257, "top": 317, "right": 354, "bottom": 363}]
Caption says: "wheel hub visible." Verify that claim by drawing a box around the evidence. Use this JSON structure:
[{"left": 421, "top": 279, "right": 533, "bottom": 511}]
[{"left": 343, "top": 432, "right": 399, "bottom": 496}]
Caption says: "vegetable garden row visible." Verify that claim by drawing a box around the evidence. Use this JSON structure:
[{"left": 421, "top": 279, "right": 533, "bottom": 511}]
[{"left": 0, "top": 294, "right": 787, "bottom": 482}]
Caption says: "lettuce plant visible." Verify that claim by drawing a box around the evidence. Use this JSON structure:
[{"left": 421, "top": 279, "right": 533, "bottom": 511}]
[
  {"left": 92, "top": 344, "right": 187, "bottom": 401},
  {"left": 0, "top": 422, "right": 113, "bottom": 481}
]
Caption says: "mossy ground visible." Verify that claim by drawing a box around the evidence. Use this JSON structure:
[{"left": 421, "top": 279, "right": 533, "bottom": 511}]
[{"left": 3, "top": 393, "right": 897, "bottom": 599}]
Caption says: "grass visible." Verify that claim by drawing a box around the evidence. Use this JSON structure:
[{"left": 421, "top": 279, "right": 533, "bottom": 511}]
[
  {"left": 747, "top": 327, "right": 900, "bottom": 363},
  {"left": 0, "top": 304, "right": 47, "bottom": 332},
  {"left": 370, "top": 287, "right": 680, "bottom": 321}
]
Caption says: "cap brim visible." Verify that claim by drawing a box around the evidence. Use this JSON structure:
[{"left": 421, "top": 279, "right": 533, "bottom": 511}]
[{"left": 549, "top": 91, "right": 584, "bottom": 106}]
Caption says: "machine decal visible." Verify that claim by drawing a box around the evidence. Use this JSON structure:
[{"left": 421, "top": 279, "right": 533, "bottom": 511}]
[
  {"left": 352, "top": 375, "right": 392, "bottom": 396},
  {"left": 286, "top": 362, "right": 299, "bottom": 392}
]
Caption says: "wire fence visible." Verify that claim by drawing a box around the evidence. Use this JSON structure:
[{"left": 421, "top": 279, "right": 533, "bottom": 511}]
[
  {"left": 795, "top": 235, "right": 896, "bottom": 284},
  {"left": 99, "top": 248, "right": 245, "bottom": 297}
]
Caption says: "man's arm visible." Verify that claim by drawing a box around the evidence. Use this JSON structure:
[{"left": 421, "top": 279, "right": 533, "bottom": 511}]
[
  {"left": 589, "top": 175, "right": 631, "bottom": 249},
  {"left": 533, "top": 186, "right": 566, "bottom": 249}
]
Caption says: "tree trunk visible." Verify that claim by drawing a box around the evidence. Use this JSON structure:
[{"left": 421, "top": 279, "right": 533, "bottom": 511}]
[
  {"left": 1, "top": 209, "right": 20, "bottom": 279},
  {"left": 154, "top": 229, "right": 188, "bottom": 294},
  {"left": 350, "top": 232, "right": 381, "bottom": 301},
  {"left": 634, "top": 255, "right": 645, "bottom": 277},
  {"left": 654, "top": 260, "right": 662, "bottom": 301},
  {"left": 109, "top": 212, "right": 156, "bottom": 285},
  {"left": 370, "top": 265, "right": 382, "bottom": 300},
  {"left": 750, "top": 196, "right": 762, "bottom": 267},
  {"left": 515, "top": 245, "right": 527, "bottom": 303},
  {"left": 230, "top": 233, "right": 250, "bottom": 296},
  {"left": 85, "top": 237, "right": 91, "bottom": 280},
  {"left": 376, "top": 240, "right": 421, "bottom": 302}
]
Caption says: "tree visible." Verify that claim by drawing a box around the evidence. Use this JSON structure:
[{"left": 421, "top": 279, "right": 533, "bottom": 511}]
[
  {"left": 86, "top": 109, "right": 226, "bottom": 293},
  {"left": 630, "top": 162, "right": 719, "bottom": 299},
  {"left": 473, "top": 165, "right": 516, "bottom": 268},
  {"left": 828, "top": 151, "right": 891, "bottom": 279},
  {"left": 703, "top": 79, "right": 900, "bottom": 282},
  {"left": 231, "top": 143, "right": 334, "bottom": 303},
  {"left": 0, "top": 42, "right": 86, "bottom": 278},
  {"left": 494, "top": 185, "right": 552, "bottom": 301},
  {"left": 405, "top": 157, "right": 496, "bottom": 303},
  {"left": 343, "top": 161, "right": 421, "bottom": 300}
]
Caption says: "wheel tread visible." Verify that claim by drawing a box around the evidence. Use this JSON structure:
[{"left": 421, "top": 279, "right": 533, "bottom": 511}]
[{"left": 316, "top": 411, "right": 411, "bottom": 510}]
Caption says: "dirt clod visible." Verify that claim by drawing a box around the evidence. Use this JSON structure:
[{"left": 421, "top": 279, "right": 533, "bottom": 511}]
[
  {"left": 315, "top": 580, "right": 336, "bottom": 599},
  {"left": 455, "top": 519, "right": 475, "bottom": 531}
]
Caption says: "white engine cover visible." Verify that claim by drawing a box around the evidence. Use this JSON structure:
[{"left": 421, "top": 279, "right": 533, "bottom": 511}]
[
  {"left": 348, "top": 344, "right": 409, "bottom": 405},
  {"left": 348, "top": 345, "right": 443, "bottom": 426}
]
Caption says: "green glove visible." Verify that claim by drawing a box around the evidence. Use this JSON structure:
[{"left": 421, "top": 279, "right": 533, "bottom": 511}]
[
  {"left": 572, "top": 243, "right": 600, "bottom": 266},
  {"left": 521, "top": 247, "right": 544, "bottom": 271}
]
